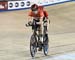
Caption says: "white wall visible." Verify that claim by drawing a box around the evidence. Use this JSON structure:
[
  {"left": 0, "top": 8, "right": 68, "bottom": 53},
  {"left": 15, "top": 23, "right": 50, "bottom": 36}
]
[{"left": 8, "top": 0, "right": 70, "bottom": 10}]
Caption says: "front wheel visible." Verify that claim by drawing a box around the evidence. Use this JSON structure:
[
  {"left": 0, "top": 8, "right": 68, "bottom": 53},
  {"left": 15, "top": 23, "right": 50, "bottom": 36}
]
[{"left": 30, "top": 35, "right": 37, "bottom": 57}]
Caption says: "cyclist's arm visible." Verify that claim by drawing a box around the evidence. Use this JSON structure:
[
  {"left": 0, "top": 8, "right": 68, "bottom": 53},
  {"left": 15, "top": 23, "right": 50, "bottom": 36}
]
[
  {"left": 28, "top": 11, "right": 33, "bottom": 22},
  {"left": 40, "top": 11, "right": 44, "bottom": 24},
  {"left": 46, "top": 16, "right": 50, "bottom": 31},
  {"left": 26, "top": 16, "right": 33, "bottom": 26},
  {"left": 44, "top": 11, "right": 50, "bottom": 30},
  {"left": 28, "top": 16, "right": 33, "bottom": 22},
  {"left": 44, "top": 10, "right": 50, "bottom": 24}
]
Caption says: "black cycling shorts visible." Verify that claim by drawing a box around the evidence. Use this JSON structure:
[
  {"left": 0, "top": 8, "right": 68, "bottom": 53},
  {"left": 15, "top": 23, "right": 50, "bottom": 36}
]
[{"left": 32, "top": 19, "right": 41, "bottom": 31}]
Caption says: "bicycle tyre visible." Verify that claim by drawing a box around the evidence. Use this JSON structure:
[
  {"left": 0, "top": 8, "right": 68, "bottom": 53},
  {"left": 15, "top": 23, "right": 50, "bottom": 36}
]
[{"left": 30, "top": 35, "right": 37, "bottom": 57}]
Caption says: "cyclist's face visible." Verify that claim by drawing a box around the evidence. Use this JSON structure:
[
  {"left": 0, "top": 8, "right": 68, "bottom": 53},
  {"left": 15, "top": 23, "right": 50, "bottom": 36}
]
[{"left": 32, "top": 10, "right": 38, "bottom": 14}]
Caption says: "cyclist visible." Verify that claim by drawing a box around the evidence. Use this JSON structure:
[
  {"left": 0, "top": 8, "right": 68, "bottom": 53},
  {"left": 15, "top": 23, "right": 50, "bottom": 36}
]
[{"left": 27, "top": 4, "right": 49, "bottom": 51}]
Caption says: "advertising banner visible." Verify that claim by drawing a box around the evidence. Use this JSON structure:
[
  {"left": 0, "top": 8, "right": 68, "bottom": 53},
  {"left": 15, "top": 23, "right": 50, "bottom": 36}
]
[
  {"left": 8, "top": 1, "right": 31, "bottom": 10},
  {"left": 7, "top": 0, "right": 71, "bottom": 10},
  {"left": 0, "top": 1, "right": 8, "bottom": 10}
]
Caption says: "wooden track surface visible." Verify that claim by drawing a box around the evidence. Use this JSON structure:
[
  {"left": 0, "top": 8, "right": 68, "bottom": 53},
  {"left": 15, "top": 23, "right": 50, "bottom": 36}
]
[{"left": 0, "top": 2, "right": 75, "bottom": 60}]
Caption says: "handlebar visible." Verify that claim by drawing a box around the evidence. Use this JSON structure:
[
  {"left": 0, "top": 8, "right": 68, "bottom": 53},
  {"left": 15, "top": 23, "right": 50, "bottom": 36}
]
[
  {"left": 25, "top": 21, "right": 32, "bottom": 27},
  {"left": 25, "top": 19, "right": 50, "bottom": 27},
  {"left": 25, "top": 24, "right": 29, "bottom": 27}
]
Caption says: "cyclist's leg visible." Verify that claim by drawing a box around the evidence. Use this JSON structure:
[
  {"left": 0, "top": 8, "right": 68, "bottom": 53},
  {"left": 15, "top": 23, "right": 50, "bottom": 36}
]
[
  {"left": 37, "top": 25, "right": 43, "bottom": 51},
  {"left": 44, "top": 25, "right": 49, "bottom": 46}
]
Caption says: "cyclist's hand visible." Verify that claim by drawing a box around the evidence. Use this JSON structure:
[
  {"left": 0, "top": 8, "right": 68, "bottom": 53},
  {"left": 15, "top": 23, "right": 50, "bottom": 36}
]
[
  {"left": 28, "top": 21, "right": 32, "bottom": 26},
  {"left": 25, "top": 21, "right": 32, "bottom": 27},
  {"left": 25, "top": 24, "right": 29, "bottom": 27}
]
